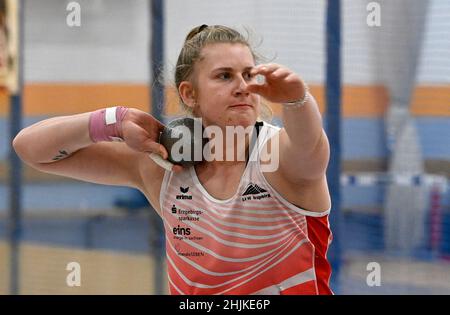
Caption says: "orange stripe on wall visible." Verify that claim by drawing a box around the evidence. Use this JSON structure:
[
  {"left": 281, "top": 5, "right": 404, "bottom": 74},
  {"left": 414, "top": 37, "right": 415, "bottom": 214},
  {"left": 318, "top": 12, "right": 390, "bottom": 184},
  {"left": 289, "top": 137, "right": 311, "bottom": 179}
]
[
  {"left": 342, "top": 85, "right": 389, "bottom": 117},
  {"left": 25, "top": 84, "right": 151, "bottom": 115},
  {"left": 0, "top": 83, "right": 448, "bottom": 117},
  {"left": 0, "top": 84, "right": 150, "bottom": 116},
  {"left": 411, "top": 86, "right": 450, "bottom": 116}
]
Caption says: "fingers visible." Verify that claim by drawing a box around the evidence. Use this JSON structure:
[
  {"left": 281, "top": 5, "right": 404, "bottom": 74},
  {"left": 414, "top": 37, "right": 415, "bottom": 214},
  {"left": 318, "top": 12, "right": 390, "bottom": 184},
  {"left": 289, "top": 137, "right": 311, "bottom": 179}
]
[
  {"left": 125, "top": 112, "right": 185, "bottom": 173},
  {"left": 246, "top": 83, "right": 268, "bottom": 94},
  {"left": 248, "top": 64, "right": 292, "bottom": 91},
  {"left": 125, "top": 119, "right": 167, "bottom": 156},
  {"left": 148, "top": 153, "right": 174, "bottom": 171},
  {"left": 149, "top": 117, "right": 166, "bottom": 134},
  {"left": 247, "top": 64, "right": 292, "bottom": 96},
  {"left": 270, "top": 68, "right": 291, "bottom": 79},
  {"left": 142, "top": 139, "right": 168, "bottom": 159},
  {"left": 144, "top": 138, "right": 185, "bottom": 173},
  {"left": 250, "top": 63, "right": 283, "bottom": 77},
  {"left": 133, "top": 109, "right": 166, "bottom": 133},
  {"left": 148, "top": 153, "right": 184, "bottom": 173},
  {"left": 154, "top": 118, "right": 166, "bottom": 132}
]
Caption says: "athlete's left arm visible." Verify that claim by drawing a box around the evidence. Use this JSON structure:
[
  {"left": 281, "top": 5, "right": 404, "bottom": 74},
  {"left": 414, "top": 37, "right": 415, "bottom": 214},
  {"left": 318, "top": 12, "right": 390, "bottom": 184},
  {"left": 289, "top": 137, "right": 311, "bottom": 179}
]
[
  {"left": 248, "top": 64, "right": 330, "bottom": 183},
  {"left": 278, "top": 93, "right": 330, "bottom": 183}
]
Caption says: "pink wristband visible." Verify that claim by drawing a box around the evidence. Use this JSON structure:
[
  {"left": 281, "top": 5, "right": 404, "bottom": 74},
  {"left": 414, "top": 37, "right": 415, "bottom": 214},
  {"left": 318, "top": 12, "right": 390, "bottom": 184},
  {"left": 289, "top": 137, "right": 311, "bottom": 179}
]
[{"left": 89, "top": 106, "right": 129, "bottom": 143}]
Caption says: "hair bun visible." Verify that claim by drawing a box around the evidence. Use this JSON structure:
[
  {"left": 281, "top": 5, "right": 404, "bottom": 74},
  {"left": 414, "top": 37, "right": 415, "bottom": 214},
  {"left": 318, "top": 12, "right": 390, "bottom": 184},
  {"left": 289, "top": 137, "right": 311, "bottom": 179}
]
[{"left": 185, "top": 24, "right": 209, "bottom": 41}]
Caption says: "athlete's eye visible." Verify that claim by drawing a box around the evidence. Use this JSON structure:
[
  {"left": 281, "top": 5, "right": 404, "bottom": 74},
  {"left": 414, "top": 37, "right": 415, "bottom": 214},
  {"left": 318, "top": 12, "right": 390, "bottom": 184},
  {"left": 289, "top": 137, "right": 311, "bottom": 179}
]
[
  {"left": 218, "top": 72, "right": 231, "bottom": 80},
  {"left": 243, "top": 71, "right": 254, "bottom": 80}
]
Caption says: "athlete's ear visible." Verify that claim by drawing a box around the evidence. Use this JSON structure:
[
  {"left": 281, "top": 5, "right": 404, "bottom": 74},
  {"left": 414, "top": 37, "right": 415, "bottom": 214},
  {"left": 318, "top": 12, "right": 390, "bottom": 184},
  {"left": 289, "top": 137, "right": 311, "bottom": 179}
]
[{"left": 179, "top": 81, "right": 196, "bottom": 109}]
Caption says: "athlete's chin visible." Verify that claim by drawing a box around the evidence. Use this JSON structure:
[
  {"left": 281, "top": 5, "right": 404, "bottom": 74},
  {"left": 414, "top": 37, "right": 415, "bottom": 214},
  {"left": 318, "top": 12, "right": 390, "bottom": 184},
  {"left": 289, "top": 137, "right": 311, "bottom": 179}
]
[
  {"left": 226, "top": 112, "right": 257, "bottom": 127},
  {"left": 228, "top": 117, "right": 256, "bottom": 128}
]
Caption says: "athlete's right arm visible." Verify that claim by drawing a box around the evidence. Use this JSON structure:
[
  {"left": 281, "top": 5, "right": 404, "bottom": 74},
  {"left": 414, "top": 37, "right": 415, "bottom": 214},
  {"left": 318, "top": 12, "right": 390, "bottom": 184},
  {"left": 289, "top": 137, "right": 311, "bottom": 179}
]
[{"left": 11, "top": 108, "right": 175, "bottom": 190}]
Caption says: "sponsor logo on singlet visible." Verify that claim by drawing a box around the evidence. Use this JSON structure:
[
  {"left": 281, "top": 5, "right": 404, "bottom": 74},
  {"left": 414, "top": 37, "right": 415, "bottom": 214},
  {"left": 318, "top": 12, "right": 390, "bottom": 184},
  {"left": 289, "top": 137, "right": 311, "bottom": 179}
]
[
  {"left": 170, "top": 204, "right": 202, "bottom": 222},
  {"left": 176, "top": 186, "right": 193, "bottom": 200},
  {"left": 241, "top": 183, "right": 271, "bottom": 201}
]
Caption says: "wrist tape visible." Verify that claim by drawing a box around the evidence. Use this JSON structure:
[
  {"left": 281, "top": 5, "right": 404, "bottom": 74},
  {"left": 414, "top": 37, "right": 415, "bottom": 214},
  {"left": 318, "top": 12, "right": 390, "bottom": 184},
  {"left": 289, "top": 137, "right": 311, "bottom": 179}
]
[{"left": 89, "top": 106, "right": 129, "bottom": 143}]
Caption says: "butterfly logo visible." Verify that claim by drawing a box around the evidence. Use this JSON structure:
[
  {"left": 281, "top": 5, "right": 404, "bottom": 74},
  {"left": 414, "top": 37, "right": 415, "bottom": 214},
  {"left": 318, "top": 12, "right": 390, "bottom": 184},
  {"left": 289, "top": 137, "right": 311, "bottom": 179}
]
[{"left": 180, "top": 187, "right": 189, "bottom": 194}]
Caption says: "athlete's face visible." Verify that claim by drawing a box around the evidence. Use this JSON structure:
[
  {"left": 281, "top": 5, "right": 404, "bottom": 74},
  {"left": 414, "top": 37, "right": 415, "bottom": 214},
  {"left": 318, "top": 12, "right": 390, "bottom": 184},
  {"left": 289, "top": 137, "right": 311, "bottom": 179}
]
[{"left": 191, "top": 43, "right": 260, "bottom": 129}]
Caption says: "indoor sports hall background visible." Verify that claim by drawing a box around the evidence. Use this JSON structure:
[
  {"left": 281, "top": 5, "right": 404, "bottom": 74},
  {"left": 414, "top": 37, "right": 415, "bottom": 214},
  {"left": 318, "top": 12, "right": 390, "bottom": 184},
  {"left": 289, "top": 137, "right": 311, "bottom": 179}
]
[{"left": 1, "top": 0, "right": 449, "bottom": 294}]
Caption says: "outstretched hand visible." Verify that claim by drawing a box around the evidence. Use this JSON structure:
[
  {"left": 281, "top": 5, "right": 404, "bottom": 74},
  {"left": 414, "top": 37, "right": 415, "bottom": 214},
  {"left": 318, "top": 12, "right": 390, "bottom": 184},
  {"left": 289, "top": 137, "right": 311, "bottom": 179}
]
[{"left": 246, "top": 63, "right": 307, "bottom": 104}]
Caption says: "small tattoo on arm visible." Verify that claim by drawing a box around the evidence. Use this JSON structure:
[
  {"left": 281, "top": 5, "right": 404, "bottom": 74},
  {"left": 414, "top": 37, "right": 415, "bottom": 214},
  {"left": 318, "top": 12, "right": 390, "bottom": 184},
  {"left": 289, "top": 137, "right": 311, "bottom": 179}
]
[{"left": 52, "top": 150, "right": 70, "bottom": 161}]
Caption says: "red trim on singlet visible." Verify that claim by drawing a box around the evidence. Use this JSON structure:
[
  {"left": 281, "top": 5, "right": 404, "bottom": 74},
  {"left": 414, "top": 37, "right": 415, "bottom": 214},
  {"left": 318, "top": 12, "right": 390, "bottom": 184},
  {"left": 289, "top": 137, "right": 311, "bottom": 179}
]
[
  {"left": 305, "top": 215, "right": 333, "bottom": 295},
  {"left": 281, "top": 280, "right": 318, "bottom": 295}
]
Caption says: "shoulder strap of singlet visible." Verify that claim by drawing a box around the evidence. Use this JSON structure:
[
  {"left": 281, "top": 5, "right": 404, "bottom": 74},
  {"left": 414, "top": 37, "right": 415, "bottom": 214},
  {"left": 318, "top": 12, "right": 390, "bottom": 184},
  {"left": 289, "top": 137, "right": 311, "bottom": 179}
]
[{"left": 246, "top": 121, "right": 264, "bottom": 166}]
